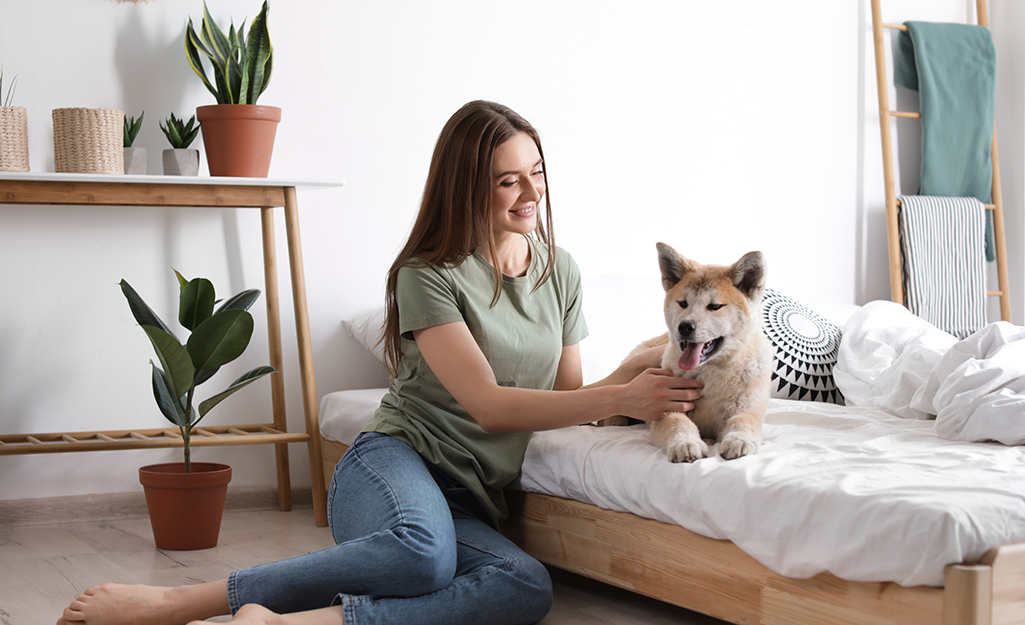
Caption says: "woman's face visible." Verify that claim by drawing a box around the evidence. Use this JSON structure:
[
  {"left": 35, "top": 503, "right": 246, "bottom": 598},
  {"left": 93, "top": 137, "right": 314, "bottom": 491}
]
[{"left": 491, "top": 131, "right": 545, "bottom": 240}]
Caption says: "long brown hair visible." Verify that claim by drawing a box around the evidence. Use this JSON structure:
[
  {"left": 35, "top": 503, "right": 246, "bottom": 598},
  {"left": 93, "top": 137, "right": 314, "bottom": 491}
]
[{"left": 381, "top": 100, "right": 556, "bottom": 375}]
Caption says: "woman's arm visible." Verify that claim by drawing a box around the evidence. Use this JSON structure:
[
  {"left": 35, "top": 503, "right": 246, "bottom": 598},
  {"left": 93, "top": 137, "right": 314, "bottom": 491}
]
[{"left": 413, "top": 322, "right": 701, "bottom": 432}]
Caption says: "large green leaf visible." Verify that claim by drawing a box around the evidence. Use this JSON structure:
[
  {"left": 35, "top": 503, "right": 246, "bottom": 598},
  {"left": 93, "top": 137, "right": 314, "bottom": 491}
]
[
  {"left": 192, "top": 365, "right": 220, "bottom": 389},
  {"left": 120, "top": 279, "right": 177, "bottom": 341},
  {"left": 185, "top": 18, "right": 218, "bottom": 100},
  {"left": 179, "top": 277, "right": 216, "bottom": 331},
  {"left": 198, "top": 365, "right": 276, "bottom": 418},
  {"left": 243, "top": 1, "right": 272, "bottom": 104},
  {"left": 227, "top": 32, "right": 244, "bottom": 105},
  {"left": 151, "top": 363, "right": 192, "bottom": 428},
  {"left": 186, "top": 309, "right": 254, "bottom": 373},
  {"left": 215, "top": 288, "right": 261, "bottom": 314},
  {"left": 142, "top": 326, "right": 195, "bottom": 401},
  {"left": 201, "top": 1, "right": 232, "bottom": 72}
]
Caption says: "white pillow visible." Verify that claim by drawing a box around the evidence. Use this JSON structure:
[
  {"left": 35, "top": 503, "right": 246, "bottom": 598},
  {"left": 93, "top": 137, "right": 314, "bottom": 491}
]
[{"left": 342, "top": 306, "right": 387, "bottom": 364}]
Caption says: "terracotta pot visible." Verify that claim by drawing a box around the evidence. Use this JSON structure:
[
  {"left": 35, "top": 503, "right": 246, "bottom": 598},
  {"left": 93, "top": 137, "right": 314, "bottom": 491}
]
[
  {"left": 197, "top": 104, "right": 280, "bottom": 177},
  {"left": 139, "top": 462, "right": 232, "bottom": 550}
]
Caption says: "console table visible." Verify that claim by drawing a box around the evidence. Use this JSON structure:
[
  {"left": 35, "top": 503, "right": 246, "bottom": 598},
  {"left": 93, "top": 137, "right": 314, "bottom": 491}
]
[{"left": 0, "top": 172, "right": 338, "bottom": 527}]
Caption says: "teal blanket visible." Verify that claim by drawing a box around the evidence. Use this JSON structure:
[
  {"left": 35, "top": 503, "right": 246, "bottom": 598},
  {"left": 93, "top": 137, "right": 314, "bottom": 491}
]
[{"left": 894, "top": 21, "right": 996, "bottom": 261}]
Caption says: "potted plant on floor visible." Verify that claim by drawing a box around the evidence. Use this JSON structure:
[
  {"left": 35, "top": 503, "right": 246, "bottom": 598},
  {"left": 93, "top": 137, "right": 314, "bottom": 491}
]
[
  {"left": 121, "top": 270, "right": 275, "bottom": 550},
  {"left": 123, "top": 111, "right": 146, "bottom": 174},
  {"left": 160, "top": 112, "right": 201, "bottom": 175},
  {"left": 0, "top": 67, "right": 29, "bottom": 172},
  {"left": 185, "top": 0, "right": 278, "bottom": 177}
]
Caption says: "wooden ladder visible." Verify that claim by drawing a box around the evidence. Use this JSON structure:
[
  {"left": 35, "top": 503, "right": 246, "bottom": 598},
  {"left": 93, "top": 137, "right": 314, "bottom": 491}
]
[{"left": 870, "top": 0, "right": 1011, "bottom": 322}]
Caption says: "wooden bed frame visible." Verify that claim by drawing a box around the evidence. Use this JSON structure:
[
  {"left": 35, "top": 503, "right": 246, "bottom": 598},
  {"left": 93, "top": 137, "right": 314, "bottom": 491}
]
[{"left": 321, "top": 438, "right": 1025, "bottom": 625}]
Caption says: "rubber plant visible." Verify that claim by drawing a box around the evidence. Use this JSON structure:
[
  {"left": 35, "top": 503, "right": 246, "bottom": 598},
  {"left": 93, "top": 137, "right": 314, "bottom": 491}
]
[
  {"left": 120, "top": 271, "right": 275, "bottom": 472},
  {"left": 185, "top": 0, "right": 273, "bottom": 105}
]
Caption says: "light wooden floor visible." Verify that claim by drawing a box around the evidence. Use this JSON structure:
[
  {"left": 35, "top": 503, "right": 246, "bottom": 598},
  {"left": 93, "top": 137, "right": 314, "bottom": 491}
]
[{"left": 0, "top": 489, "right": 728, "bottom": 624}]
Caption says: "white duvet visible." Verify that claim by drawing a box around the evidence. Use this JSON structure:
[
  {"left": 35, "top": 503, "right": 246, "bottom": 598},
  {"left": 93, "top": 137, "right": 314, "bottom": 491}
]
[
  {"left": 836, "top": 300, "right": 1025, "bottom": 445},
  {"left": 518, "top": 401, "right": 1025, "bottom": 588},
  {"left": 320, "top": 386, "right": 1025, "bottom": 588}
]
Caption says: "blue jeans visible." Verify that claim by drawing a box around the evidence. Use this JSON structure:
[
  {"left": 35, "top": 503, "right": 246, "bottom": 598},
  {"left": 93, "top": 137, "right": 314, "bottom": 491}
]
[{"left": 228, "top": 432, "right": 552, "bottom": 624}]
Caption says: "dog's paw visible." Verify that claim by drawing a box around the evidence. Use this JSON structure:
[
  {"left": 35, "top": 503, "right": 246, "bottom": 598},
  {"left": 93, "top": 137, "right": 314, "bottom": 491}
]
[
  {"left": 664, "top": 436, "right": 709, "bottom": 463},
  {"left": 719, "top": 431, "right": 759, "bottom": 460}
]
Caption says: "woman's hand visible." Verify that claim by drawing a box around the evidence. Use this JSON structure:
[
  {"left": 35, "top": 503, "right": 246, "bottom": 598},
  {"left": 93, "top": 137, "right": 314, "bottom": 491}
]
[
  {"left": 623, "top": 344, "right": 666, "bottom": 371},
  {"left": 618, "top": 368, "right": 703, "bottom": 422}
]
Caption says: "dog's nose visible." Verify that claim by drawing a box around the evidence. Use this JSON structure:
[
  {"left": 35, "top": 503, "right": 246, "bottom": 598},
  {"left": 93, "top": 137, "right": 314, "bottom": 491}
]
[{"left": 678, "top": 321, "right": 696, "bottom": 339}]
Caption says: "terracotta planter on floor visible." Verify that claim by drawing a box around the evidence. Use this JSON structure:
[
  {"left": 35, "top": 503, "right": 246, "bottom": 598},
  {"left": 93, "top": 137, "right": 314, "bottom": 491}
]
[
  {"left": 197, "top": 104, "right": 280, "bottom": 177},
  {"left": 139, "top": 462, "right": 232, "bottom": 550}
]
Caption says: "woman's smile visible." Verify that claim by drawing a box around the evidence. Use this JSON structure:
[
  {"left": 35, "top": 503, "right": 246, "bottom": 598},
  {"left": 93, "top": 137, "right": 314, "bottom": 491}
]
[{"left": 511, "top": 204, "right": 536, "bottom": 219}]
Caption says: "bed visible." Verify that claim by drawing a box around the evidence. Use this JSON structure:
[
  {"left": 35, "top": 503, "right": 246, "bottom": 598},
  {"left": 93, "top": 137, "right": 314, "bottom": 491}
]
[{"left": 320, "top": 277, "right": 1025, "bottom": 625}]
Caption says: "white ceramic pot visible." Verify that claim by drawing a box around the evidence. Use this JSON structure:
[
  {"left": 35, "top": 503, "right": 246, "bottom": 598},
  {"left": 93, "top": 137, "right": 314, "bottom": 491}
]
[
  {"left": 123, "top": 147, "right": 147, "bottom": 175},
  {"left": 163, "top": 148, "right": 200, "bottom": 176}
]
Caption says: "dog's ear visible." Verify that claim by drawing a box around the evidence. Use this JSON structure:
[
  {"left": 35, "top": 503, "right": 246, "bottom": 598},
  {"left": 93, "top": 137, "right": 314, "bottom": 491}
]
[
  {"left": 656, "top": 242, "right": 696, "bottom": 291},
  {"left": 730, "top": 251, "right": 766, "bottom": 301}
]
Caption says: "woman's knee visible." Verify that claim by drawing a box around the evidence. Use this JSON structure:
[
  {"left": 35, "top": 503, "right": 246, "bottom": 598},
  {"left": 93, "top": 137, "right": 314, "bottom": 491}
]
[
  {"left": 509, "top": 555, "right": 553, "bottom": 622},
  {"left": 387, "top": 525, "right": 458, "bottom": 596}
]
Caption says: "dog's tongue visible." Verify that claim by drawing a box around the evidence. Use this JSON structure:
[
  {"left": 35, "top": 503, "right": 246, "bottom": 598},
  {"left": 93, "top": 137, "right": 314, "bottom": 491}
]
[{"left": 678, "top": 342, "right": 706, "bottom": 371}]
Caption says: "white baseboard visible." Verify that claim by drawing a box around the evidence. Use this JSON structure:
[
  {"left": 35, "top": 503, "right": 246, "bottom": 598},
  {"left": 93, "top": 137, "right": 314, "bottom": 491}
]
[{"left": 0, "top": 485, "right": 314, "bottom": 527}]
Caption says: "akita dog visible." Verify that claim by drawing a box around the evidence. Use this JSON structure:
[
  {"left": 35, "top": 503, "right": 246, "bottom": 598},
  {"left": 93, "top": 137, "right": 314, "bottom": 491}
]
[{"left": 612, "top": 243, "right": 773, "bottom": 462}]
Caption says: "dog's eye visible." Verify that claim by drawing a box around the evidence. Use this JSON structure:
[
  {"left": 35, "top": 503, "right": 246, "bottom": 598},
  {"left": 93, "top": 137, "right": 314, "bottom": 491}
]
[
  {"left": 707, "top": 303, "right": 725, "bottom": 311},
  {"left": 678, "top": 300, "right": 688, "bottom": 309}
]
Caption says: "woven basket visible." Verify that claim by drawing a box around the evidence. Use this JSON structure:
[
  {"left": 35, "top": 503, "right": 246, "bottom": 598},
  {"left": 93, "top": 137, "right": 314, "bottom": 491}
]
[
  {"left": 0, "top": 106, "right": 30, "bottom": 172},
  {"left": 52, "top": 107, "right": 124, "bottom": 174}
]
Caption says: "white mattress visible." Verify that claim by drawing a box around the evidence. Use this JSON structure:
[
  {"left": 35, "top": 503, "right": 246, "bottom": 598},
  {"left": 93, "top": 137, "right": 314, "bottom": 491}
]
[{"left": 318, "top": 389, "right": 1025, "bottom": 588}]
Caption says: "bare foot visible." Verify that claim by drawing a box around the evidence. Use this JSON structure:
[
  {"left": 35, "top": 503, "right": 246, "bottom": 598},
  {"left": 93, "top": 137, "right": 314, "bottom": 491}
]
[
  {"left": 57, "top": 583, "right": 175, "bottom": 625},
  {"left": 187, "top": 604, "right": 345, "bottom": 625},
  {"left": 189, "top": 604, "right": 279, "bottom": 625}
]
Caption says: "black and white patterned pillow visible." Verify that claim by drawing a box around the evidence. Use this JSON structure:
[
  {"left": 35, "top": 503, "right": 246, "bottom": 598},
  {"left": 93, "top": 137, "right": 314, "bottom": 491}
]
[{"left": 760, "top": 288, "right": 845, "bottom": 405}]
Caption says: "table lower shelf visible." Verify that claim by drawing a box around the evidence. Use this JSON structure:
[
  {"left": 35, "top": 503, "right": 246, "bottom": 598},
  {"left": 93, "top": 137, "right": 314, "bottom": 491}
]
[{"left": 0, "top": 423, "right": 309, "bottom": 455}]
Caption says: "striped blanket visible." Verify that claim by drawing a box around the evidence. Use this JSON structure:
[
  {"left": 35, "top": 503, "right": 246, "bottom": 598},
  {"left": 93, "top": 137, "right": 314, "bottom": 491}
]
[{"left": 898, "top": 195, "right": 986, "bottom": 339}]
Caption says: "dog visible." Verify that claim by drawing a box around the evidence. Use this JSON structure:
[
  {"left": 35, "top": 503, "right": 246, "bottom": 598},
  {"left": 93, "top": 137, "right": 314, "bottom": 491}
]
[{"left": 604, "top": 243, "right": 773, "bottom": 462}]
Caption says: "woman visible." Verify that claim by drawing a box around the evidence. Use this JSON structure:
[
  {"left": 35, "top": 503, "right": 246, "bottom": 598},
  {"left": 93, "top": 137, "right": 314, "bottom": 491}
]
[{"left": 57, "top": 100, "right": 702, "bottom": 625}]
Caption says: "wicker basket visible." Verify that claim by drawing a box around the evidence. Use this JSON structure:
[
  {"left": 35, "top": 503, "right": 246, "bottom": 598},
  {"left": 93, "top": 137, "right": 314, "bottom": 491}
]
[
  {"left": 52, "top": 107, "right": 124, "bottom": 174},
  {"left": 0, "top": 106, "right": 30, "bottom": 172}
]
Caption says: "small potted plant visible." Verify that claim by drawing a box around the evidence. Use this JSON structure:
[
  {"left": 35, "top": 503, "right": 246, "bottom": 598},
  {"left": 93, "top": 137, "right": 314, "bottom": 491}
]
[
  {"left": 160, "top": 112, "right": 201, "bottom": 175},
  {"left": 0, "top": 67, "right": 29, "bottom": 172},
  {"left": 123, "top": 111, "right": 146, "bottom": 174},
  {"left": 185, "top": 0, "right": 278, "bottom": 177},
  {"left": 121, "top": 270, "right": 275, "bottom": 550}
]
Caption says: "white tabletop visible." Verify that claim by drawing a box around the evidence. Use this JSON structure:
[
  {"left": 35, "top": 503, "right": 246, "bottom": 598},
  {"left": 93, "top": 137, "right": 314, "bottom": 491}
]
[{"left": 0, "top": 171, "right": 344, "bottom": 190}]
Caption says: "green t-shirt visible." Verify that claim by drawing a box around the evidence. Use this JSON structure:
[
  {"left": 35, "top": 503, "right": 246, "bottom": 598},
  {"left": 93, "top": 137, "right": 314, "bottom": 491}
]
[{"left": 363, "top": 239, "right": 588, "bottom": 524}]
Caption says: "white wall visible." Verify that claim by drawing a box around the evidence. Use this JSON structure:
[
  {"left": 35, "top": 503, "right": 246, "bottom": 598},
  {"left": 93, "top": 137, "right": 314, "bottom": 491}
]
[{"left": 0, "top": 0, "right": 1020, "bottom": 501}]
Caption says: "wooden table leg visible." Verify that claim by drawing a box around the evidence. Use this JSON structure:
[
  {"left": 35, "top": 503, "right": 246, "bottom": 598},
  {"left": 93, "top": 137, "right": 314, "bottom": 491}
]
[
  {"left": 283, "top": 187, "right": 328, "bottom": 527},
  {"left": 261, "top": 206, "right": 293, "bottom": 512}
]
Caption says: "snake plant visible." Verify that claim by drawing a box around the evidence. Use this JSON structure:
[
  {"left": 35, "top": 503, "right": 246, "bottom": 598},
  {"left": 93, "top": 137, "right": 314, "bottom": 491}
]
[
  {"left": 120, "top": 271, "right": 275, "bottom": 472},
  {"left": 185, "top": 1, "right": 273, "bottom": 105}
]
